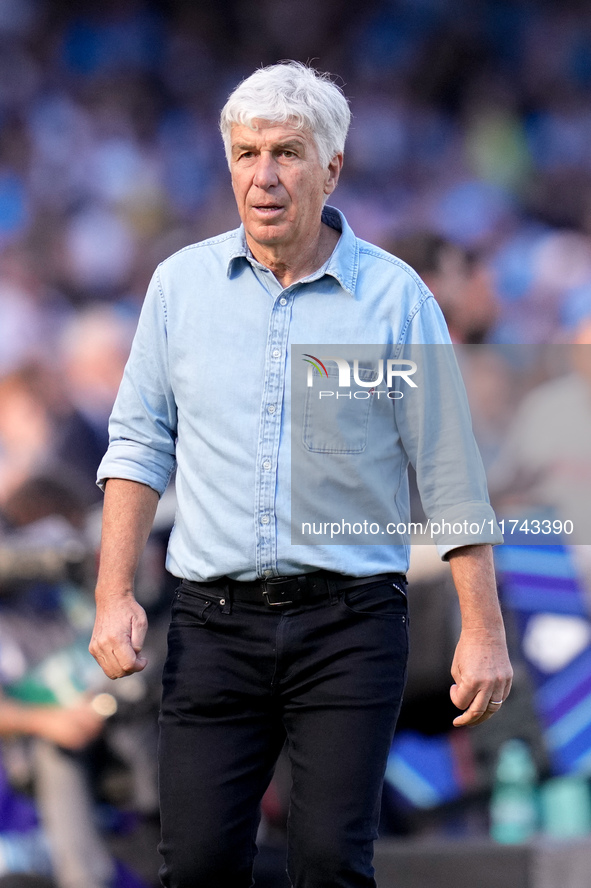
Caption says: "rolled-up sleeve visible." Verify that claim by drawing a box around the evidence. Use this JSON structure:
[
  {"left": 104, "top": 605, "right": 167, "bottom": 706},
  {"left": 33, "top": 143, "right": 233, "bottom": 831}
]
[{"left": 97, "top": 267, "right": 178, "bottom": 496}]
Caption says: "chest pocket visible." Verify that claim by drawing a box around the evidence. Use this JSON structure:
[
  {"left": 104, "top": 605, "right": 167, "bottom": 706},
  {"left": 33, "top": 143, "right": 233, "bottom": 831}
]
[{"left": 302, "top": 366, "right": 378, "bottom": 454}]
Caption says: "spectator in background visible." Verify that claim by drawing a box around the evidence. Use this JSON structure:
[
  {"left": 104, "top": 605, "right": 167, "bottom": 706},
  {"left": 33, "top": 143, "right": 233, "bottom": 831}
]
[
  {"left": 0, "top": 477, "right": 112, "bottom": 888},
  {"left": 0, "top": 321, "right": 132, "bottom": 512},
  {"left": 383, "top": 232, "right": 511, "bottom": 497},
  {"left": 385, "top": 232, "right": 499, "bottom": 344},
  {"left": 0, "top": 470, "right": 161, "bottom": 888},
  {"left": 57, "top": 305, "right": 137, "bottom": 484},
  {"left": 0, "top": 366, "right": 82, "bottom": 507},
  {"left": 489, "top": 314, "right": 591, "bottom": 594}
]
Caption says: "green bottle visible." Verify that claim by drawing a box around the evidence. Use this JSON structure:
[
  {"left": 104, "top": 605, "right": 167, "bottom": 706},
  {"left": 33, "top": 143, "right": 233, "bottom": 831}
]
[
  {"left": 541, "top": 776, "right": 591, "bottom": 839},
  {"left": 490, "top": 739, "right": 538, "bottom": 843}
]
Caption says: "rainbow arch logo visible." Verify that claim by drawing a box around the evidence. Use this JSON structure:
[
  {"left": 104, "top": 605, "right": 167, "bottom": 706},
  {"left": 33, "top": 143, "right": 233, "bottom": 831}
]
[{"left": 302, "top": 354, "right": 329, "bottom": 378}]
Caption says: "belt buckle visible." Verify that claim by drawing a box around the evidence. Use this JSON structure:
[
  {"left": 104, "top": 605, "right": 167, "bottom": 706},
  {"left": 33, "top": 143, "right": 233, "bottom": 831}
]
[{"left": 262, "top": 576, "right": 298, "bottom": 607}]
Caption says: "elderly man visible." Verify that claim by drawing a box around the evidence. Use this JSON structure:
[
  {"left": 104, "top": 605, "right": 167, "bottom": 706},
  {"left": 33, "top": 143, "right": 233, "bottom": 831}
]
[{"left": 90, "top": 63, "right": 512, "bottom": 888}]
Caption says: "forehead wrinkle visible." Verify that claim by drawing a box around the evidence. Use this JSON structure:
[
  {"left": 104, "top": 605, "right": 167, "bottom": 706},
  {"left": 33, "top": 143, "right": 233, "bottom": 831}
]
[
  {"left": 231, "top": 124, "right": 312, "bottom": 151},
  {"left": 232, "top": 136, "right": 307, "bottom": 149}
]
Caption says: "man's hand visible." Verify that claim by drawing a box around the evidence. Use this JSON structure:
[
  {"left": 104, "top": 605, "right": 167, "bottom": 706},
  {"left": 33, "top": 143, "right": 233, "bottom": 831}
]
[
  {"left": 90, "top": 478, "right": 159, "bottom": 679},
  {"left": 447, "top": 544, "right": 513, "bottom": 727},
  {"left": 89, "top": 594, "right": 148, "bottom": 679},
  {"left": 450, "top": 627, "right": 513, "bottom": 727}
]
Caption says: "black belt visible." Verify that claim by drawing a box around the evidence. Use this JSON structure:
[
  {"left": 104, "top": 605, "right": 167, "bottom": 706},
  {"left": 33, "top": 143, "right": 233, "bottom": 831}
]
[{"left": 181, "top": 571, "right": 406, "bottom": 608}]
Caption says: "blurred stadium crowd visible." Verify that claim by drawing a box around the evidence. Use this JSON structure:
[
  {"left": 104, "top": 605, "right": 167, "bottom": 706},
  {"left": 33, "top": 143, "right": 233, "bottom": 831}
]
[{"left": 1, "top": 0, "right": 591, "bottom": 885}]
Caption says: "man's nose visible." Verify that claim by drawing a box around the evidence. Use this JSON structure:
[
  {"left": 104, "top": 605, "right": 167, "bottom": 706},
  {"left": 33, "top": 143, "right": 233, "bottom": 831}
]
[{"left": 253, "top": 152, "right": 279, "bottom": 188}]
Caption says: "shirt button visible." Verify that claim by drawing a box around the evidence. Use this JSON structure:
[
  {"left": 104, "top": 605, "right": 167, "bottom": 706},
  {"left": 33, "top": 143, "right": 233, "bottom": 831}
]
[
  {"left": 261, "top": 514, "right": 270, "bottom": 524},
  {"left": 264, "top": 569, "right": 273, "bottom": 577},
  {"left": 267, "top": 404, "right": 276, "bottom": 414},
  {"left": 279, "top": 297, "right": 287, "bottom": 306},
  {"left": 262, "top": 459, "right": 271, "bottom": 470},
  {"left": 272, "top": 348, "right": 280, "bottom": 358}
]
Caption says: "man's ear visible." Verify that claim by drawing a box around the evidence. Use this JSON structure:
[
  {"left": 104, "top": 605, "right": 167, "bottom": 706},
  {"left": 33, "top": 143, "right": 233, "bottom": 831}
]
[{"left": 324, "top": 153, "right": 343, "bottom": 196}]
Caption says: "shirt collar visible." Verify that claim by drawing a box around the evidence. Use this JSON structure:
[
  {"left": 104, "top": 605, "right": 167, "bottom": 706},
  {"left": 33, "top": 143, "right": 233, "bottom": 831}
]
[{"left": 226, "top": 206, "right": 359, "bottom": 296}]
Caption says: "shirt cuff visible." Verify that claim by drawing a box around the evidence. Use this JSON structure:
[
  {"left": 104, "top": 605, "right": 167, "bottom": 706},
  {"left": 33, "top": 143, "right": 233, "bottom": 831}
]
[
  {"left": 97, "top": 440, "right": 176, "bottom": 497},
  {"left": 428, "top": 501, "right": 504, "bottom": 560}
]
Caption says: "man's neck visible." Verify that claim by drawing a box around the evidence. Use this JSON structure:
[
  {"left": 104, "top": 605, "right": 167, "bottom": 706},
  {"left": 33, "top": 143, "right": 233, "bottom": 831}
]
[{"left": 247, "top": 222, "right": 340, "bottom": 288}]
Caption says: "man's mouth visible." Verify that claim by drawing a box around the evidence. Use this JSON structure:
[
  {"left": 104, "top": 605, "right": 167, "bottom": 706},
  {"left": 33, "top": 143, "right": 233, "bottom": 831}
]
[{"left": 252, "top": 205, "right": 284, "bottom": 215}]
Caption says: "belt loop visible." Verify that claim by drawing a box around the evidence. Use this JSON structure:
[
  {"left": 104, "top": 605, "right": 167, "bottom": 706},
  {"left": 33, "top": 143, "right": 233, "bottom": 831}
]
[
  {"left": 327, "top": 577, "right": 338, "bottom": 605},
  {"left": 220, "top": 579, "right": 232, "bottom": 614}
]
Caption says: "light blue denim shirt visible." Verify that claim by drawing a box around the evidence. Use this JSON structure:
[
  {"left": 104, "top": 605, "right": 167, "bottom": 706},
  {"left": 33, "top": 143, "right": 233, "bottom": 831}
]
[{"left": 98, "top": 207, "right": 501, "bottom": 581}]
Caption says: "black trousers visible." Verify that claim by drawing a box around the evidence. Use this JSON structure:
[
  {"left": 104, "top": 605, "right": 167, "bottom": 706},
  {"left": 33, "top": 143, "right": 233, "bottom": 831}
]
[{"left": 158, "top": 577, "right": 409, "bottom": 888}]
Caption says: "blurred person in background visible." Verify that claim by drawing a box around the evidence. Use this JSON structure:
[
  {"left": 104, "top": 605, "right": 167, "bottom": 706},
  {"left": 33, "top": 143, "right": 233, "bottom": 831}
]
[
  {"left": 489, "top": 315, "right": 591, "bottom": 594},
  {"left": 0, "top": 364, "right": 93, "bottom": 509},
  {"left": 385, "top": 232, "right": 499, "bottom": 345},
  {"left": 0, "top": 246, "right": 47, "bottom": 378},
  {"left": 0, "top": 319, "right": 133, "bottom": 513},
  {"left": 0, "top": 367, "right": 56, "bottom": 507},
  {"left": 90, "top": 61, "right": 511, "bottom": 888},
  {"left": 384, "top": 233, "right": 522, "bottom": 470},
  {"left": 57, "top": 305, "right": 137, "bottom": 490},
  {"left": 0, "top": 478, "right": 112, "bottom": 888},
  {"left": 0, "top": 470, "right": 162, "bottom": 888}
]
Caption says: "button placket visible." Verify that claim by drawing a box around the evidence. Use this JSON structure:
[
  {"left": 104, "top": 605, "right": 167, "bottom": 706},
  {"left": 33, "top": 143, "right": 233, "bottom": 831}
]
[{"left": 254, "top": 288, "right": 293, "bottom": 576}]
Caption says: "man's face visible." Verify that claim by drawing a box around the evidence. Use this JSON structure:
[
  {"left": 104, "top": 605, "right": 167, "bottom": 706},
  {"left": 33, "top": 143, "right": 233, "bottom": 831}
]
[{"left": 230, "top": 120, "right": 342, "bottom": 257}]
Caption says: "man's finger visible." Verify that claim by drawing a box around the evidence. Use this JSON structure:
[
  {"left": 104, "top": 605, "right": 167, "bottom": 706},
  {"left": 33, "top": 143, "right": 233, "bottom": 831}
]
[
  {"left": 452, "top": 686, "right": 499, "bottom": 725},
  {"left": 452, "top": 686, "right": 508, "bottom": 727},
  {"left": 486, "top": 697, "right": 504, "bottom": 712},
  {"left": 450, "top": 679, "right": 492, "bottom": 712},
  {"left": 92, "top": 649, "right": 123, "bottom": 680},
  {"left": 452, "top": 686, "right": 486, "bottom": 726},
  {"left": 111, "top": 642, "right": 148, "bottom": 677},
  {"left": 90, "top": 636, "right": 139, "bottom": 679},
  {"left": 130, "top": 613, "right": 148, "bottom": 654}
]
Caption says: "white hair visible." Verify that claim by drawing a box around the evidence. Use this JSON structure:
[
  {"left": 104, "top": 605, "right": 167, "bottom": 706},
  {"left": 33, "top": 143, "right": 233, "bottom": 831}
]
[{"left": 220, "top": 61, "right": 351, "bottom": 169}]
